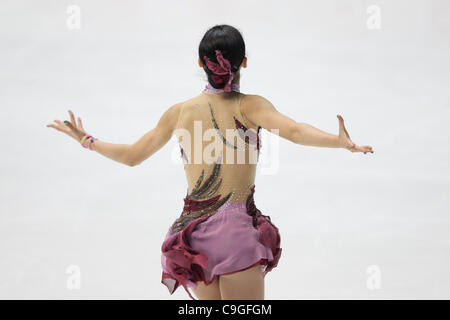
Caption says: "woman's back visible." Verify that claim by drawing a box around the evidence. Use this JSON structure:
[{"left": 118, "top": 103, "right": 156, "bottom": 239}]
[{"left": 171, "top": 91, "right": 262, "bottom": 233}]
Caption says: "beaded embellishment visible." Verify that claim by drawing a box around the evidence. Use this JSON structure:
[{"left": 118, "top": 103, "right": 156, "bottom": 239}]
[
  {"left": 246, "top": 185, "right": 271, "bottom": 228},
  {"left": 208, "top": 102, "right": 262, "bottom": 155},
  {"left": 171, "top": 153, "right": 233, "bottom": 234}
]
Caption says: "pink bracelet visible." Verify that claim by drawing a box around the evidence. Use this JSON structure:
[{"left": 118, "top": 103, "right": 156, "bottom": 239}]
[
  {"left": 80, "top": 134, "right": 95, "bottom": 149},
  {"left": 88, "top": 137, "right": 98, "bottom": 150}
]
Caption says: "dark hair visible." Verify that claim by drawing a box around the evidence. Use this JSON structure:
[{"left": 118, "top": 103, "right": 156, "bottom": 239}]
[{"left": 198, "top": 25, "right": 246, "bottom": 89}]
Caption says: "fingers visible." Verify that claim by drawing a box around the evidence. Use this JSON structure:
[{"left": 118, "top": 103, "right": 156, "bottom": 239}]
[
  {"left": 69, "top": 110, "right": 86, "bottom": 133},
  {"left": 362, "top": 145, "right": 374, "bottom": 153},
  {"left": 46, "top": 123, "right": 64, "bottom": 133},
  {"left": 337, "top": 115, "right": 344, "bottom": 130},
  {"left": 46, "top": 120, "right": 71, "bottom": 135},
  {"left": 46, "top": 112, "right": 87, "bottom": 141},
  {"left": 337, "top": 115, "right": 345, "bottom": 129},
  {"left": 77, "top": 117, "right": 84, "bottom": 131},
  {"left": 353, "top": 145, "right": 374, "bottom": 154},
  {"left": 63, "top": 120, "right": 75, "bottom": 130},
  {"left": 63, "top": 120, "right": 79, "bottom": 136},
  {"left": 69, "top": 110, "right": 76, "bottom": 127},
  {"left": 337, "top": 114, "right": 351, "bottom": 139},
  {"left": 337, "top": 115, "right": 373, "bottom": 154},
  {"left": 55, "top": 120, "right": 70, "bottom": 132}
]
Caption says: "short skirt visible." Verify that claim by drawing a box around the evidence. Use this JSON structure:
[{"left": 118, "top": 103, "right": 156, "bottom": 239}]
[{"left": 160, "top": 201, "right": 282, "bottom": 300}]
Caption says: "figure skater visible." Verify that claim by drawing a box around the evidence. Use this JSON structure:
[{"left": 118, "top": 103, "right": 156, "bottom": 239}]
[{"left": 47, "top": 24, "right": 373, "bottom": 300}]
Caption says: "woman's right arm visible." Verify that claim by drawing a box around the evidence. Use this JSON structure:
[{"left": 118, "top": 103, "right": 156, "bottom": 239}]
[
  {"left": 240, "top": 95, "right": 373, "bottom": 153},
  {"left": 47, "top": 103, "right": 183, "bottom": 166}
]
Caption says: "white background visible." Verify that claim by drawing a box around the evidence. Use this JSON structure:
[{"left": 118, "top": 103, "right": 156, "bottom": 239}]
[{"left": 0, "top": 0, "right": 449, "bottom": 299}]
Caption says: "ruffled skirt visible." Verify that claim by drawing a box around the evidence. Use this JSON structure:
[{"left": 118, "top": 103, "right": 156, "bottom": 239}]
[{"left": 160, "top": 201, "right": 282, "bottom": 300}]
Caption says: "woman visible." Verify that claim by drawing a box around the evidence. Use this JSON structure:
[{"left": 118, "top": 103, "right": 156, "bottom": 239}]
[{"left": 47, "top": 24, "right": 373, "bottom": 300}]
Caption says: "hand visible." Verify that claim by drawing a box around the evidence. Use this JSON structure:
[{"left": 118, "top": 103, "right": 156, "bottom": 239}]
[
  {"left": 46, "top": 110, "right": 89, "bottom": 143},
  {"left": 337, "top": 115, "right": 374, "bottom": 154}
]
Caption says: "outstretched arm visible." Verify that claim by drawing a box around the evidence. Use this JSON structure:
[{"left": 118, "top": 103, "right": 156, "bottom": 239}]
[
  {"left": 241, "top": 95, "right": 373, "bottom": 153},
  {"left": 47, "top": 102, "right": 183, "bottom": 166}
]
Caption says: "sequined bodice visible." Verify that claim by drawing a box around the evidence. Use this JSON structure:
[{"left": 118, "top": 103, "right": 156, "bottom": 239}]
[{"left": 171, "top": 92, "right": 262, "bottom": 233}]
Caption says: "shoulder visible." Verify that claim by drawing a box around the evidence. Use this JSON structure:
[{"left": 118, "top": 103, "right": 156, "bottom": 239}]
[
  {"left": 241, "top": 94, "right": 275, "bottom": 111},
  {"left": 240, "top": 94, "right": 276, "bottom": 126},
  {"left": 161, "top": 95, "right": 204, "bottom": 130},
  {"left": 163, "top": 94, "right": 203, "bottom": 120},
  {"left": 177, "top": 94, "right": 205, "bottom": 119},
  {"left": 159, "top": 101, "right": 183, "bottom": 122},
  {"left": 156, "top": 100, "right": 186, "bottom": 131},
  {"left": 167, "top": 101, "right": 184, "bottom": 115}
]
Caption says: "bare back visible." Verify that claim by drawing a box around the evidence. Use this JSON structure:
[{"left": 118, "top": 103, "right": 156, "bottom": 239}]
[{"left": 170, "top": 92, "right": 262, "bottom": 233}]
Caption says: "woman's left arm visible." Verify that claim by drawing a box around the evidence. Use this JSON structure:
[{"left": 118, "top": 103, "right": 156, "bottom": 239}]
[{"left": 241, "top": 95, "right": 374, "bottom": 153}]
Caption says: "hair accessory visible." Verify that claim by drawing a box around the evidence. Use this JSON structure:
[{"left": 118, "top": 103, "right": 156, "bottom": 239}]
[{"left": 203, "top": 50, "right": 235, "bottom": 92}]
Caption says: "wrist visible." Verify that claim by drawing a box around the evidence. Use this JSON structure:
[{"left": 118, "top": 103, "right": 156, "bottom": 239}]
[
  {"left": 89, "top": 137, "right": 98, "bottom": 150},
  {"left": 79, "top": 134, "right": 98, "bottom": 150}
]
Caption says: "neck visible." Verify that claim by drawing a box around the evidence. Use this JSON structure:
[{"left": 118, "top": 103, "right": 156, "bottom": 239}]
[
  {"left": 203, "top": 72, "right": 241, "bottom": 94},
  {"left": 232, "top": 71, "right": 241, "bottom": 86}
]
